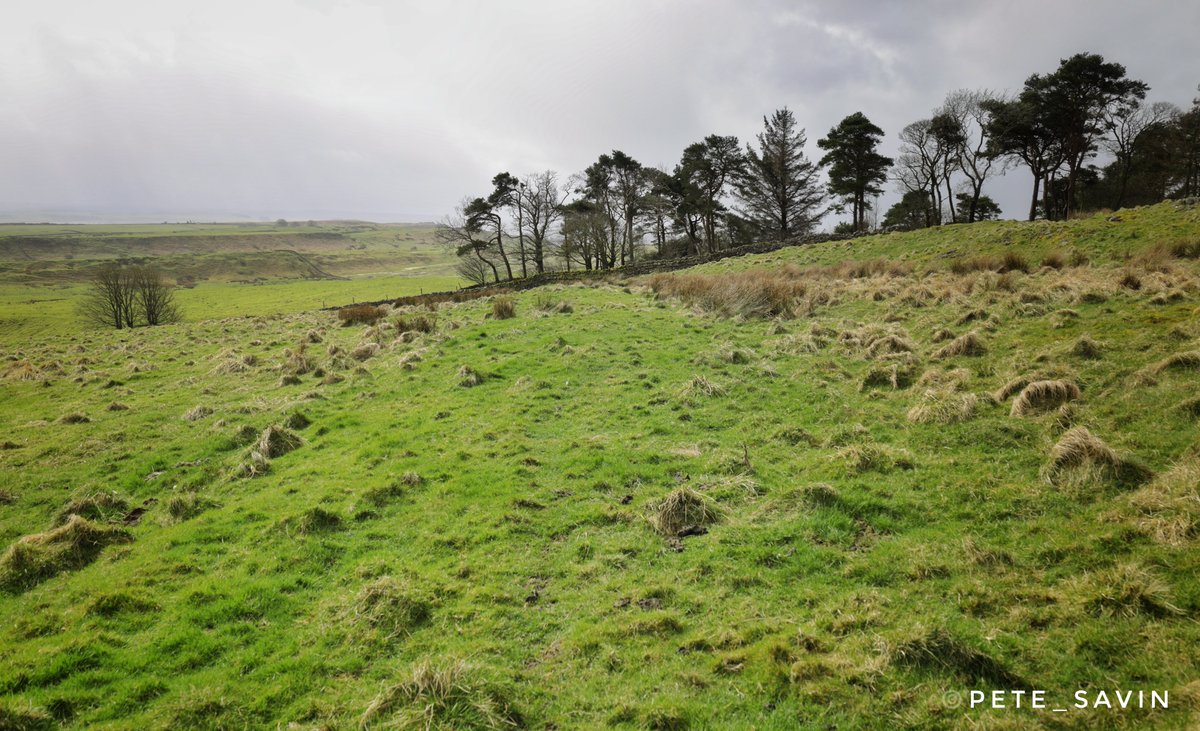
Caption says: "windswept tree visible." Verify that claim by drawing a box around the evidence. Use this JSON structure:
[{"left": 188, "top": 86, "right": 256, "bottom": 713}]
[
  {"left": 735, "top": 107, "right": 825, "bottom": 240},
  {"left": 983, "top": 95, "right": 1063, "bottom": 221},
  {"left": 1026, "top": 53, "right": 1149, "bottom": 218},
  {"left": 466, "top": 193, "right": 515, "bottom": 280},
  {"left": 436, "top": 200, "right": 501, "bottom": 285},
  {"left": 678, "top": 134, "right": 744, "bottom": 252},
  {"left": 818, "top": 112, "right": 892, "bottom": 232}
]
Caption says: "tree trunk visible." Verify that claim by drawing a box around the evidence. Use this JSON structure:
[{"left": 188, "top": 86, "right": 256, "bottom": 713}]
[
  {"left": 1027, "top": 172, "right": 1040, "bottom": 221},
  {"left": 494, "top": 218, "right": 513, "bottom": 280}
]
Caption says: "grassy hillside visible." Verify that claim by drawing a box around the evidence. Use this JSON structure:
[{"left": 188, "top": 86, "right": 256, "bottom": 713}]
[{"left": 1, "top": 203, "right": 1199, "bottom": 729}]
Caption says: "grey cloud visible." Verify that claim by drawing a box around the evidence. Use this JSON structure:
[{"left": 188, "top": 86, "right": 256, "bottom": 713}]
[{"left": 0, "top": 0, "right": 1196, "bottom": 222}]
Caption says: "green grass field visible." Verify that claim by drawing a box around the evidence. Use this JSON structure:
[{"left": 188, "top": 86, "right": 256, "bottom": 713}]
[{"left": 1, "top": 204, "right": 1199, "bottom": 729}]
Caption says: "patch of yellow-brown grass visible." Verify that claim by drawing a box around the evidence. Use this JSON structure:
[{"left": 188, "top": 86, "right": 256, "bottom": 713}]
[
  {"left": 1010, "top": 380, "right": 1081, "bottom": 417},
  {"left": 1043, "top": 427, "right": 1152, "bottom": 489}
]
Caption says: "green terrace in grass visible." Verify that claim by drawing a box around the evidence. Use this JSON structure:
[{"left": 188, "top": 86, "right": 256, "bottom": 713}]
[{"left": 0, "top": 203, "right": 1199, "bottom": 729}]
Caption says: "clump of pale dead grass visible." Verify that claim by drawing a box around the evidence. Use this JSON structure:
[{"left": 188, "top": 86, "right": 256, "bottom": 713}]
[
  {"left": 359, "top": 659, "right": 522, "bottom": 730},
  {"left": 647, "top": 270, "right": 805, "bottom": 318},
  {"left": 344, "top": 576, "right": 432, "bottom": 640},
  {"left": 649, "top": 487, "right": 722, "bottom": 538},
  {"left": 1122, "top": 459, "right": 1200, "bottom": 546},
  {"left": 906, "top": 390, "right": 979, "bottom": 424},
  {"left": 865, "top": 334, "right": 914, "bottom": 359},
  {"left": 0, "top": 515, "right": 133, "bottom": 591},
  {"left": 916, "top": 367, "right": 971, "bottom": 392},
  {"left": 860, "top": 363, "right": 917, "bottom": 390},
  {"left": 53, "top": 492, "right": 129, "bottom": 527},
  {"left": 932, "top": 331, "right": 987, "bottom": 359},
  {"left": 183, "top": 405, "right": 213, "bottom": 422},
  {"left": 351, "top": 343, "right": 380, "bottom": 362},
  {"left": 682, "top": 375, "right": 726, "bottom": 398},
  {"left": 890, "top": 628, "right": 1021, "bottom": 686},
  {"left": 257, "top": 425, "right": 303, "bottom": 459},
  {"left": 492, "top": 296, "right": 516, "bottom": 320},
  {"left": 1148, "top": 351, "right": 1200, "bottom": 375},
  {"left": 1070, "top": 336, "right": 1103, "bottom": 359},
  {"left": 1010, "top": 380, "right": 1081, "bottom": 417},
  {"left": 837, "top": 443, "right": 915, "bottom": 474},
  {"left": 1043, "top": 427, "right": 1152, "bottom": 489},
  {"left": 1067, "top": 563, "right": 1182, "bottom": 618},
  {"left": 457, "top": 365, "right": 484, "bottom": 388}
]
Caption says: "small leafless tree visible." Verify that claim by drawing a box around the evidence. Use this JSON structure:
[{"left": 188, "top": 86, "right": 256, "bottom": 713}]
[
  {"left": 80, "top": 264, "right": 180, "bottom": 329},
  {"left": 80, "top": 264, "right": 136, "bottom": 329},
  {"left": 131, "top": 266, "right": 181, "bottom": 325}
]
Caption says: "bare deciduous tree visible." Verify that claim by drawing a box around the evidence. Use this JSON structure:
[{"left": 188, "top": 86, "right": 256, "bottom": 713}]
[
  {"left": 80, "top": 264, "right": 179, "bottom": 328},
  {"left": 131, "top": 266, "right": 181, "bottom": 326}
]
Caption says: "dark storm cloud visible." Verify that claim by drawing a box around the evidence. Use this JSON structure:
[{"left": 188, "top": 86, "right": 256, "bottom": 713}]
[{"left": 0, "top": 0, "right": 1196, "bottom": 222}]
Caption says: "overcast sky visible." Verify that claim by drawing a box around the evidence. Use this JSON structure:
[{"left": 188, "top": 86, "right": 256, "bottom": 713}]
[{"left": 1, "top": 0, "right": 1197, "bottom": 224}]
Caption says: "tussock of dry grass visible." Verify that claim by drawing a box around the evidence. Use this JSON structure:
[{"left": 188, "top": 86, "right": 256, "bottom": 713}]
[
  {"left": 916, "top": 367, "right": 970, "bottom": 391},
  {"left": 360, "top": 660, "right": 522, "bottom": 731},
  {"left": 861, "top": 363, "right": 917, "bottom": 391},
  {"left": 992, "top": 376, "right": 1032, "bottom": 402},
  {"left": 890, "top": 628, "right": 1021, "bottom": 685},
  {"left": 865, "top": 334, "right": 914, "bottom": 359},
  {"left": 949, "top": 252, "right": 1030, "bottom": 275},
  {"left": 932, "top": 331, "right": 986, "bottom": 359},
  {"left": 53, "top": 492, "right": 129, "bottom": 527},
  {"left": 1043, "top": 427, "right": 1152, "bottom": 488},
  {"left": 647, "top": 270, "right": 805, "bottom": 318},
  {"left": 837, "top": 443, "right": 915, "bottom": 474},
  {"left": 492, "top": 296, "right": 516, "bottom": 320},
  {"left": 649, "top": 488, "right": 721, "bottom": 537},
  {"left": 337, "top": 304, "right": 385, "bottom": 326},
  {"left": 1070, "top": 336, "right": 1103, "bottom": 359},
  {"left": 395, "top": 314, "right": 437, "bottom": 335},
  {"left": 1176, "top": 396, "right": 1200, "bottom": 417},
  {"left": 457, "top": 365, "right": 483, "bottom": 388},
  {"left": 0, "top": 515, "right": 133, "bottom": 591},
  {"left": 682, "top": 375, "right": 726, "bottom": 398},
  {"left": 1148, "top": 350, "right": 1200, "bottom": 375},
  {"left": 3, "top": 360, "right": 42, "bottom": 381},
  {"left": 1122, "top": 459, "right": 1200, "bottom": 546},
  {"left": 1010, "top": 380, "right": 1080, "bottom": 416},
  {"left": 183, "top": 405, "right": 213, "bottom": 421},
  {"left": 351, "top": 343, "right": 380, "bottom": 362},
  {"left": 1119, "top": 271, "right": 1143, "bottom": 290},
  {"left": 344, "top": 576, "right": 432, "bottom": 640},
  {"left": 907, "top": 390, "right": 979, "bottom": 424},
  {"left": 1069, "top": 563, "right": 1182, "bottom": 618},
  {"left": 257, "top": 425, "right": 303, "bottom": 459},
  {"left": 166, "top": 493, "right": 216, "bottom": 523}
]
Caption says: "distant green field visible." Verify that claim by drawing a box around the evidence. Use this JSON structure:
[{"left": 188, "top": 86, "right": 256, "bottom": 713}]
[
  {"left": 0, "top": 220, "right": 461, "bottom": 336},
  {"left": 1, "top": 204, "right": 1199, "bottom": 729}
]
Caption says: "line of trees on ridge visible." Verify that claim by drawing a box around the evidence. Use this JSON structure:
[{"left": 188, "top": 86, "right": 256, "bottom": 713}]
[{"left": 439, "top": 52, "right": 1200, "bottom": 284}]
